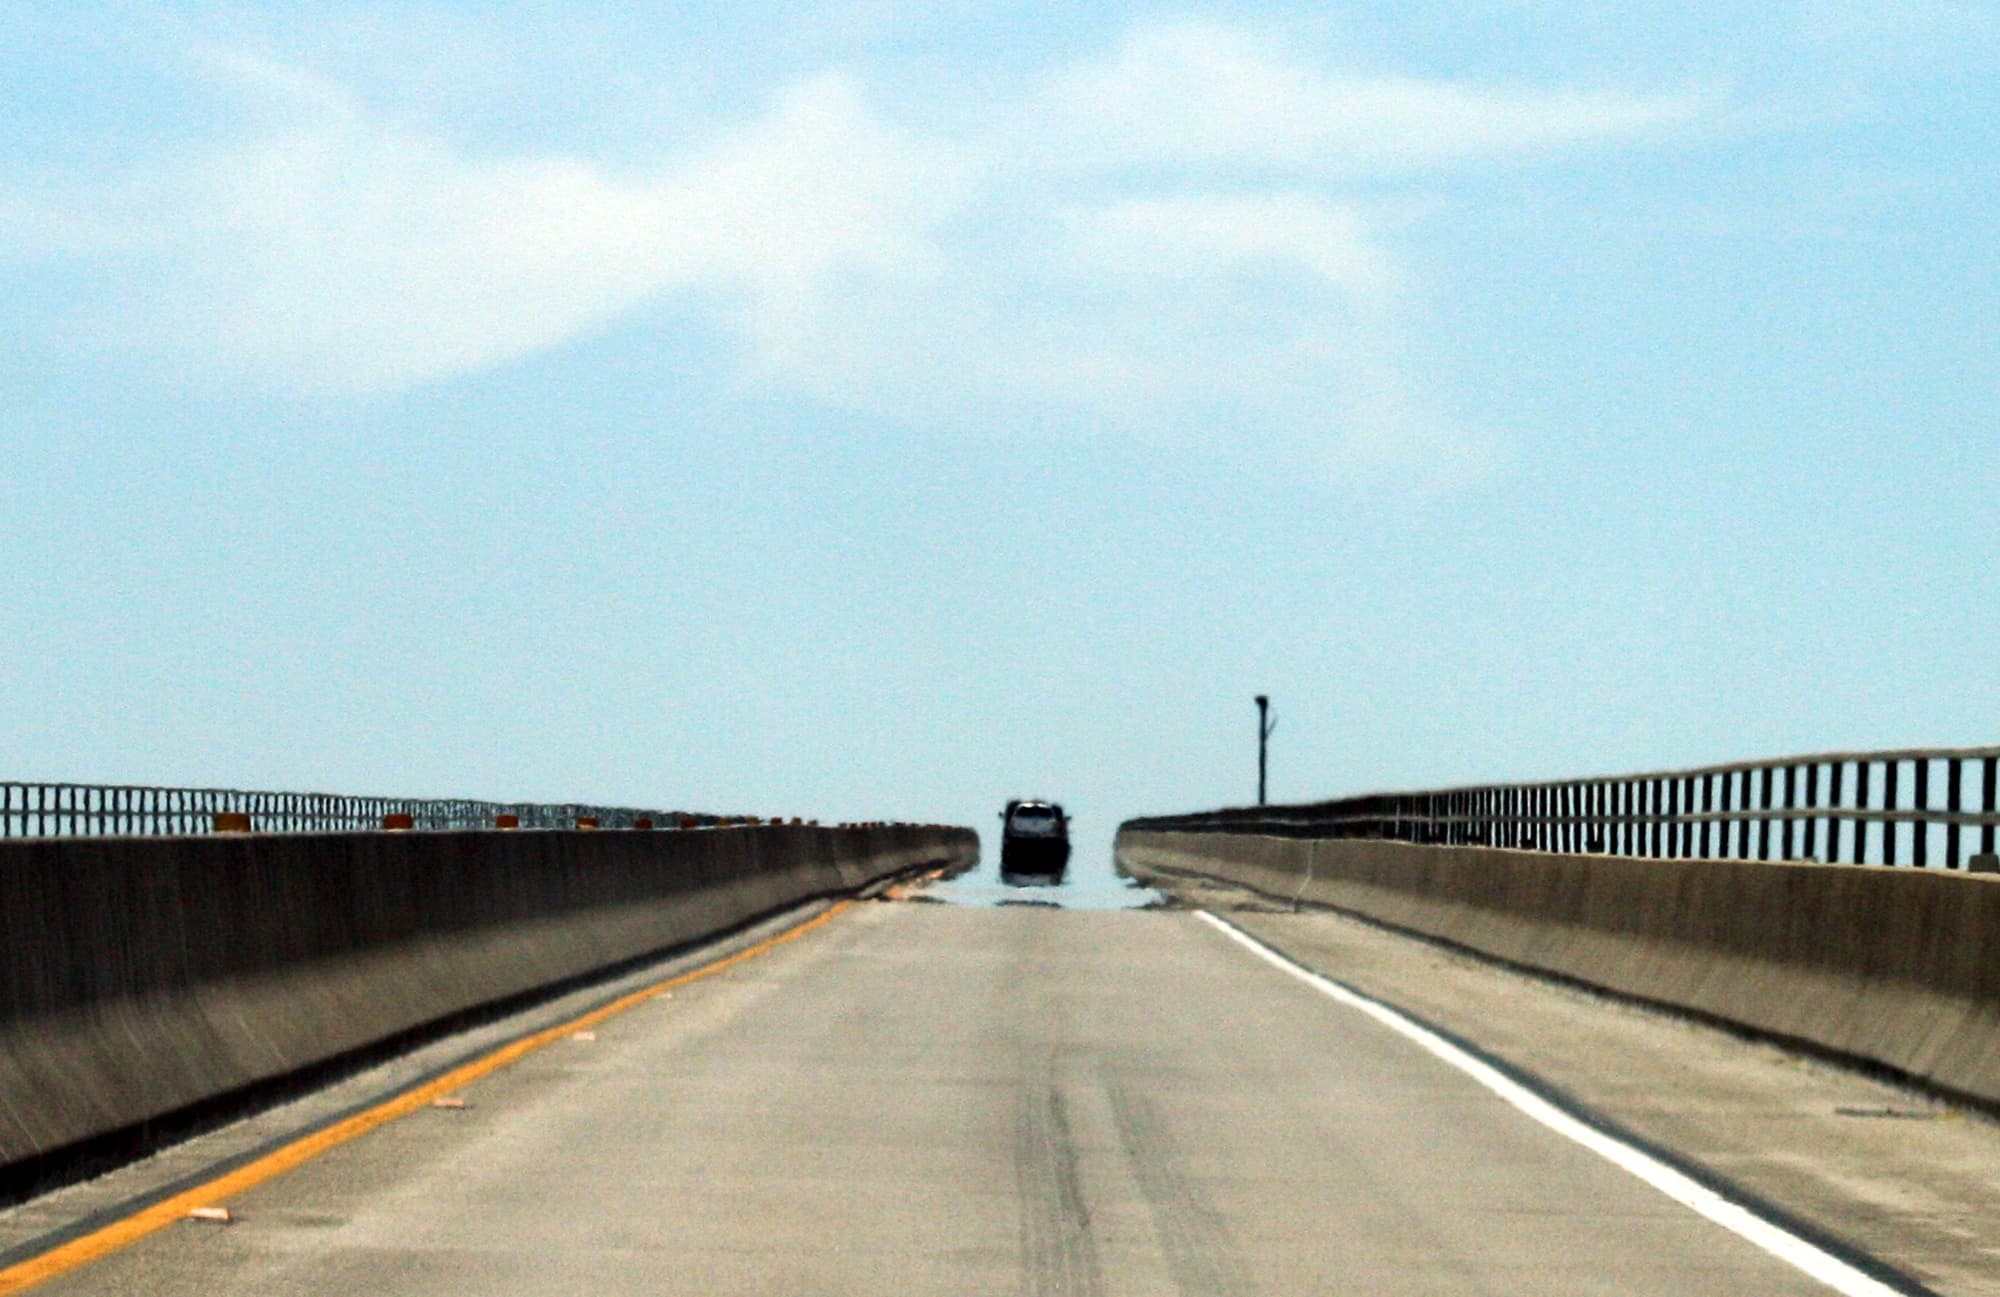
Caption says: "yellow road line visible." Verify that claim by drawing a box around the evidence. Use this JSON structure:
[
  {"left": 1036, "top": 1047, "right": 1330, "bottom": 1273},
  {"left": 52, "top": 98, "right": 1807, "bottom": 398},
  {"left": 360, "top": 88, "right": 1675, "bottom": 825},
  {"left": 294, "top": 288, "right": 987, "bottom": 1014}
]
[{"left": 0, "top": 900, "right": 855, "bottom": 1295}]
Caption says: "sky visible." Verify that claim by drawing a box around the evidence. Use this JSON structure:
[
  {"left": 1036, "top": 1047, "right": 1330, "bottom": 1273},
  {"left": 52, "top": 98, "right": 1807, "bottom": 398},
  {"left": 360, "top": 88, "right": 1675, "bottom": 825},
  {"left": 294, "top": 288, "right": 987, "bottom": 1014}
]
[{"left": 3, "top": 2, "right": 1996, "bottom": 867}]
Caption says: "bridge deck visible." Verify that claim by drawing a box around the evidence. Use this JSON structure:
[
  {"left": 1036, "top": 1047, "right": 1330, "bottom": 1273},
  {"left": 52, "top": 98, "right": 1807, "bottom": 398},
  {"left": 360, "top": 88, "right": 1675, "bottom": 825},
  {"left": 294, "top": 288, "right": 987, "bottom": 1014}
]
[{"left": 18, "top": 892, "right": 1964, "bottom": 1295}]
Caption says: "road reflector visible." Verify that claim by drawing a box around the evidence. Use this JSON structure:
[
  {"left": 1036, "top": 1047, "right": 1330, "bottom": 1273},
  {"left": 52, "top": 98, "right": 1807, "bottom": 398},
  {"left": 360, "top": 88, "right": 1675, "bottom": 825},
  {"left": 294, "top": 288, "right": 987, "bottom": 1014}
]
[
  {"left": 185, "top": 1207, "right": 232, "bottom": 1224},
  {"left": 431, "top": 1096, "right": 468, "bottom": 1110},
  {"left": 570, "top": 1030, "right": 597, "bottom": 1042}
]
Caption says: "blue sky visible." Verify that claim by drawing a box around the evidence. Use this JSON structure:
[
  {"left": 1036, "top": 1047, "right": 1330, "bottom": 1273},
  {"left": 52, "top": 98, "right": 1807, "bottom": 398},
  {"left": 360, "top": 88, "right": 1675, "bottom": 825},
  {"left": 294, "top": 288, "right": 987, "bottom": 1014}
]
[{"left": 4, "top": 3, "right": 1996, "bottom": 864}]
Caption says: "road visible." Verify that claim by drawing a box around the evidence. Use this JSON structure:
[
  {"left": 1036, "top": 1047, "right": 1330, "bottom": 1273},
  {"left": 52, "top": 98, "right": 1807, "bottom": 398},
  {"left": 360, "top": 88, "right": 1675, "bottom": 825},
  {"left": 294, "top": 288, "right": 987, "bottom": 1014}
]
[{"left": 15, "top": 897, "right": 1901, "bottom": 1295}]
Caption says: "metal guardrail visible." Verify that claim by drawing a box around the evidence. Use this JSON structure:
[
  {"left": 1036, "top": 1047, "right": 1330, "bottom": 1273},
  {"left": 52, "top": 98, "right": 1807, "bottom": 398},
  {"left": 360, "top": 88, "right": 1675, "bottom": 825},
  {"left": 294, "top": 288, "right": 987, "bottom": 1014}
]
[
  {"left": 1126, "top": 745, "right": 2000, "bottom": 870},
  {"left": 0, "top": 782, "right": 719, "bottom": 839}
]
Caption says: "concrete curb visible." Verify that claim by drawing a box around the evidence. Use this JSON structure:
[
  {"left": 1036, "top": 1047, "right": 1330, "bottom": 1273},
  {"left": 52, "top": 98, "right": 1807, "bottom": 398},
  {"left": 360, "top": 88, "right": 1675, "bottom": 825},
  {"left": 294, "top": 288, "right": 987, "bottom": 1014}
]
[
  {"left": 0, "top": 824, "right": 976, "bottom": 1176},
  {"left": 1116, "top": 829, "right": 2000, "bottom": 1107}
]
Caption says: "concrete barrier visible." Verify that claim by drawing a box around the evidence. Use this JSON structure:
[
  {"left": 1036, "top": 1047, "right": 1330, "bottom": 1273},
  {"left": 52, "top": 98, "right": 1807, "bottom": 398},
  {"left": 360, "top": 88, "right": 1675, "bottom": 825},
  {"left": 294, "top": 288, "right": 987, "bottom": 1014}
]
[
  {"left": 1117, "top": 829, "right": 2000, "bottom": 1108},
  {"left": 0, "top": 823, "right": 975, "bottom": 1179}
]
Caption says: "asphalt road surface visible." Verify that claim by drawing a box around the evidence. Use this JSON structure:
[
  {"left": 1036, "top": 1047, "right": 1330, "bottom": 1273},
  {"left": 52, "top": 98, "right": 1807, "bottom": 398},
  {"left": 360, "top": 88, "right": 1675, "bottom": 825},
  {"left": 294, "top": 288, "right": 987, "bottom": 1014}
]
[{"left": 25, "top": 900, "right": 1870, "bottom": 1295}]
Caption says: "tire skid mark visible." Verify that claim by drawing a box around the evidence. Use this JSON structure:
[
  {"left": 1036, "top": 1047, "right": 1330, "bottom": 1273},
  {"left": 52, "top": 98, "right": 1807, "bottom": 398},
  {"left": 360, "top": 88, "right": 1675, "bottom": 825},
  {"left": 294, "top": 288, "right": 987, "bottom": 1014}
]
[
  {"left": 1016, "top": 1083, "right": 1105, "bottom": 1297},
  {"left": 1108, "top": 1083, "right": 1260, "bottom": 1297}
]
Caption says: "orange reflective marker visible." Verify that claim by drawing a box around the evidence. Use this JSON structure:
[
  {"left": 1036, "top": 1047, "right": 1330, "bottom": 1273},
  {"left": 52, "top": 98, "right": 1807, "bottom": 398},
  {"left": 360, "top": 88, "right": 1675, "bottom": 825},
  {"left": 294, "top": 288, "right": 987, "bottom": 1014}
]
[
  {"left": 212, "top": 812, "right": 252, "bottom": 834},
  {"left": 382, "top": 813, "right": 414, "bottom": 831},
  {"left": 495, "top": 813, "right": 520, "bottom": 830}
]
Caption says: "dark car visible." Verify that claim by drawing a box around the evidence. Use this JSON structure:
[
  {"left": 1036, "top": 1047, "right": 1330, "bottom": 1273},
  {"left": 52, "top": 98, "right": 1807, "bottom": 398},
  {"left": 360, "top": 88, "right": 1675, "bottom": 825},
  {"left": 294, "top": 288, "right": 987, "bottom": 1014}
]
[{"left": 1000, "top": 799, "right": 1070, "bottom": 883}]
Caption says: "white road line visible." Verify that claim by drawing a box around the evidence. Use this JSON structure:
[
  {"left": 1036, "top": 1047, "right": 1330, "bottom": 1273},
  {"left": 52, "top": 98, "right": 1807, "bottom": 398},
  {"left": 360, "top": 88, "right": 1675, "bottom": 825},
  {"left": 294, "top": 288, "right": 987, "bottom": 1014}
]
[{"left": 1196, "top": 910, "right": 1914, "bottom": 1297}]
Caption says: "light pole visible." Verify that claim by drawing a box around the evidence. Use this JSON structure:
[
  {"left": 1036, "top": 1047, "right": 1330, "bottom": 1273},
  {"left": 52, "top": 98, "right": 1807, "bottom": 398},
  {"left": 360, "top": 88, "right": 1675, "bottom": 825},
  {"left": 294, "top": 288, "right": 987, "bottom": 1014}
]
[{"left": 1255, "top": 695, "right": 1277, "bottom": 805}]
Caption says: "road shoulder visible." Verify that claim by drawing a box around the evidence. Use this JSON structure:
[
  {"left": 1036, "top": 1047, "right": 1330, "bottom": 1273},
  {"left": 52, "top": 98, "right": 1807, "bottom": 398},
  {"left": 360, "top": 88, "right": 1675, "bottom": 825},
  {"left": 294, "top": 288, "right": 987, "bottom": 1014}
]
[{"left": 1161, "top": 876, "right": 2000, "bottom": 1297}]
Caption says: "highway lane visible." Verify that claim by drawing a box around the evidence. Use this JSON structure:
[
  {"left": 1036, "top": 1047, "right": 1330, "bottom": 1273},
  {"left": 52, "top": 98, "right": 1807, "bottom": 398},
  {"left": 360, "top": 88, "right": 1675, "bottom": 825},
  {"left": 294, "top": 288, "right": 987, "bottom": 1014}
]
[{"left": 26, "top": 900, "right": 1852, "bottom": 1295}]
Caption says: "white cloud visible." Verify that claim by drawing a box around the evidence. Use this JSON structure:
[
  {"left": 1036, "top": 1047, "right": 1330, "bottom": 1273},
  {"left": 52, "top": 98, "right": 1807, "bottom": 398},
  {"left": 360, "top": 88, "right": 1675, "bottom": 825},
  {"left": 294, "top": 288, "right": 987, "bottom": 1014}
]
[
  {"left": 1030, "top": 18, "right": 1711, "bottom": 175},
  {"left": 1, "top": 18, "right": 1717, "bottom": 483},
  {"left": 15, "top": 57, "right": 953, "bottom": 395},
  {"left": 177, "top": 128, "right": 676, "bottom": 389}
]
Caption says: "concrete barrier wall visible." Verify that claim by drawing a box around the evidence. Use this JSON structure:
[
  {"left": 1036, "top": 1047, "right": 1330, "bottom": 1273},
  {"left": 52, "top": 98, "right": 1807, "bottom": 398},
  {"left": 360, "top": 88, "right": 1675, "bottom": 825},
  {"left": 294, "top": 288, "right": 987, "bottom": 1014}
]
[
  {"left": 1117, "top": 829, "right": 2000, "bottom": 1107},
  {"left": 0, "top": 824, "right": 976, "bottom": 1175}
]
